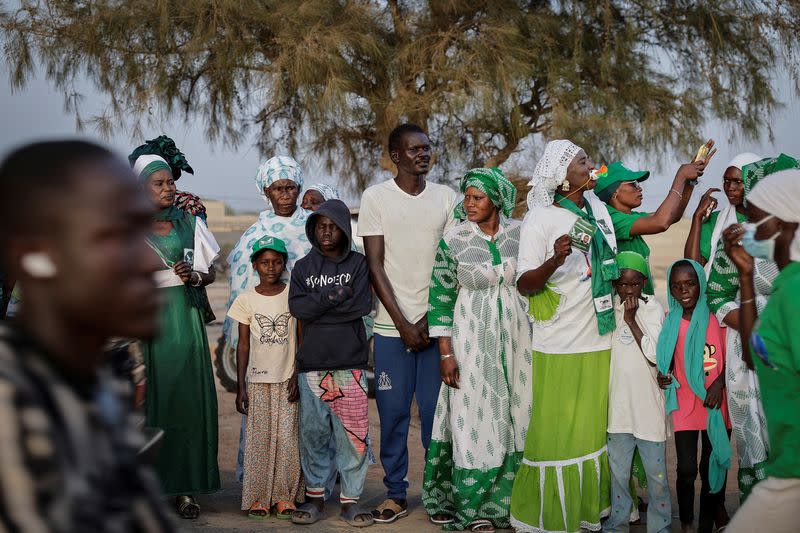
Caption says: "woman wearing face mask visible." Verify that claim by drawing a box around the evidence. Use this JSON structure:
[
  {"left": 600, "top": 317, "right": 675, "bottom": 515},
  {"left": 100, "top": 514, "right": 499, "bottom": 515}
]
[
  {"left": 684, "top": 153, "right": 763, "bottom": 273},
  {"left": 720, "top": 168, "right": 800, "bottom": 533},
  {"left": 133, "top": 152, "right": 222, "bottom": 518},
  {"left": 510, "top": 140, "right": 619, "bottom": 533},
  {"left": 705, "top": 154, "right": 799, "bottom": 501}
]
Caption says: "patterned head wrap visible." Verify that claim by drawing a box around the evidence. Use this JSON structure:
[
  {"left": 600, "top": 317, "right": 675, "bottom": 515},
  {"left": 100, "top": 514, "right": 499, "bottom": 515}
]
[
  {"left": 306, "top": 183, "right": 341, "bottom": 201},
  {"left": 128, "top": 135, "right": 193, "bottom": 179},
  {"left": 742, "top": 153, "right": 799, "bottom": 206},
  {"left": 454, "top": 167, "right": 516, "bottom": 219},
  {"left": 526, "top": 140, "right": 582, "bottom": 210},
  {"left": 747, "top": 168, "right": 800, "bottom": 261},
  {"left": 254, "top": 156, "right": 305, "bottom": 208}
]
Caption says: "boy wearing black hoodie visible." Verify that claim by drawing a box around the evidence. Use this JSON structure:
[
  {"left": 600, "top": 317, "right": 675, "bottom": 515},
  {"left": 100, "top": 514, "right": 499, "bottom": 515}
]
[{"left": 288, "top": 199, "right": 374, "bottom": 528}]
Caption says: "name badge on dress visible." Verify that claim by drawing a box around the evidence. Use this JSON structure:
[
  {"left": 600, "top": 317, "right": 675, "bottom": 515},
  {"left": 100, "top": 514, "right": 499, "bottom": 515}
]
[
  {"left": 619, "top": 326, "right": 634, "bottom": 345},
  {"left": 594, "top": 294, "right": 613, "bottom": 313}
]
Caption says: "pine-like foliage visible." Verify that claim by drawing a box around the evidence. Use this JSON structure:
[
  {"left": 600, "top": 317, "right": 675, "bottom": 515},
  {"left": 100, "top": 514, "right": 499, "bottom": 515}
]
[{"left": 2, "top": 1, "right": 799, "bottom": 190}]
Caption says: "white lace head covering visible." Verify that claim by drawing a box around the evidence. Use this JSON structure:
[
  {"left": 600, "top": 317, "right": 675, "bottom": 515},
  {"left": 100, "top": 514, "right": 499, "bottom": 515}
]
[
  {"left": 747, "top": 168, "right": 800, "bottom": 261},
  {"left": 526, "top": 140, "right": 583, "bottom": 210},
  {"left": 254, "top": 155, "right": 304, "bottom": 209}
]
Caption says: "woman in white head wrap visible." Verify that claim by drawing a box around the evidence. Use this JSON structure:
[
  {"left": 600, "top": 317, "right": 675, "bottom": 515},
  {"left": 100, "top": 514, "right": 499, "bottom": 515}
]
[
  {"left": 704, "top": 154, "right": 799, "bottom": 504},
  {"left": 510, "top": 140, "right": 618, "bottom": 533},
  {"left": 684, "top": 152, "right": 762, "bottom": 275},
  {"left": 301, "top": 182, "right": 341, "bottom": 211},
  {"left": 721, "top": 168, "right": 800, "bottom": 533}
]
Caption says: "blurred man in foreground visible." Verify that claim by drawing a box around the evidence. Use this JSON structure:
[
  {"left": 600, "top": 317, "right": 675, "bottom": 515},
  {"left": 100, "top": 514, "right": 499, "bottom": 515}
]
[{"left": 0, "top": 140, "right": 174, "bottom": 531}]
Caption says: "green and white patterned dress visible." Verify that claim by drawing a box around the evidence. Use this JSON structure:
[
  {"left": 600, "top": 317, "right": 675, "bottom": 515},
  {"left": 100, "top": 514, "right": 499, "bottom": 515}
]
[
  {"left": 707, "top": 246, "right": 778, "bottom": 500},
  {"left": 423, "top": 218, "right": 533, "bottom": 530}
]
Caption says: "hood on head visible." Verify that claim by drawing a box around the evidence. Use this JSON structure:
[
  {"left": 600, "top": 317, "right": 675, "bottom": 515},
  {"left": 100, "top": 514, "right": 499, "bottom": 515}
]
[{"left": 305, "top": 199, "right": 352, "bottom": 256}]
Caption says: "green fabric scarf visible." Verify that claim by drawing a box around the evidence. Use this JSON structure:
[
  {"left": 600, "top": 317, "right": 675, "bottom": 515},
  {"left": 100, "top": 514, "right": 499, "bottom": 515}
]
[
  {"left": 742, "top": 153, "right": 799, "bottom": 206},
  {"left": 656, "top": 259, "right": 731, "bottom": 493},
  {"left": 454, "top": 167, "right": 517, "bottom": 220},
  {"left": 554, "top": 193, "right": 618, "bottom": 335},
  {"left": 129, "top": 135, "right": 194, "bottom": 180},
  {"left": 149, "top": 207, "right": 213, "bottom": 320}
]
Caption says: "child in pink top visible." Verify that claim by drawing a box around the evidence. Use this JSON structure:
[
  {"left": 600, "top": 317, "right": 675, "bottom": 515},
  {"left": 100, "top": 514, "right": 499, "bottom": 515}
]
[
  {"left": 658, "top": 260, "right": 732, "bottom": 533},
  {"left": 671, "top": 316, "right": 732, "bottom": 432}
]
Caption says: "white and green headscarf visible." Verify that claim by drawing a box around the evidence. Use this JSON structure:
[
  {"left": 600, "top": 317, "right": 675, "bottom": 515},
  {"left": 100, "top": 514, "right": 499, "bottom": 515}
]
[
  {"left": 454, "top": 167, "right": 517, "bottom": 219},
  {"left": 307, "top": 182, "right": 341, "bottom": 201},
  {"left": 254, "top": 155, "right": 305, "bottom": 208},
  {"left": 133, "top": 154, "right": 172, "bottom": 181}
]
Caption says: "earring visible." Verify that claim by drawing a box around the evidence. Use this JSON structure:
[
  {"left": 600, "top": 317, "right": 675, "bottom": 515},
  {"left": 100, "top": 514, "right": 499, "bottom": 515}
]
[
  {"left": 561, "top": 179, "right": 570, "bottom": 192},
  {"left": 20, "top": 252, "right": 57, "bottom": 278}
]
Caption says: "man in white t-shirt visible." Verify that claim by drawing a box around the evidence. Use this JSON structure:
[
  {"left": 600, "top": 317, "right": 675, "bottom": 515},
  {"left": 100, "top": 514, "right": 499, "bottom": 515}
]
[{"left": 358, "top": 123, "right": 458, "bottom": 523}]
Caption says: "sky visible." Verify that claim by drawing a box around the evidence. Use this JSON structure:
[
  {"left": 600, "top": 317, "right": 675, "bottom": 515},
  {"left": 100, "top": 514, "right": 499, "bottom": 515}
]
[{"left": 1, "top": 66, "right": 799, "bottom": 214}]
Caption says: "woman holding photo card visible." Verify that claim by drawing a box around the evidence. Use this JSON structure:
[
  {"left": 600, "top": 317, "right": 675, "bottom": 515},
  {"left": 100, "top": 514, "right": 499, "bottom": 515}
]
[
  {"left": 134, "top": 151, "right": 222, "bottom": 518},
  {"left": 510, "top": 140, "right": 619, "bottom": 533}
]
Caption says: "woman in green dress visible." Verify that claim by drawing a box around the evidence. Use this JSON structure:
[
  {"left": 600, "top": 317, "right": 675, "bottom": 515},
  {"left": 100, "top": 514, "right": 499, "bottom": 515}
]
[
  {"left": 134, "top": 152, "right": 221, "bottom": 518},
  {"left": 423, "top": 168, "right": 533, "bottom": 532}
]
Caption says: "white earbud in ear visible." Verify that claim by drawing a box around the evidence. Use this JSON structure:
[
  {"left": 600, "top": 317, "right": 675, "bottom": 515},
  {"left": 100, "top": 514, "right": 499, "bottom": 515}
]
[{"left": 20, "top": 252, "right": 58, "bottom": 279}]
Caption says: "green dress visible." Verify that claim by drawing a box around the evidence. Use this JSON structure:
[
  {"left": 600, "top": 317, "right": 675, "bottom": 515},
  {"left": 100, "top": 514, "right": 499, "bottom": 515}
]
[
  {"left": 606, "top": 206, "right": 653, "bottom": 295},
  {"left": 143, "top": 227, "right": 220, "bottom": 496}
]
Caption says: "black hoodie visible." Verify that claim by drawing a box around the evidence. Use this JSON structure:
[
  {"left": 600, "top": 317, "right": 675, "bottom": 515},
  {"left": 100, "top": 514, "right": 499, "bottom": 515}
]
[{"left": 289, "top": 199, "right": 372, "bottom": 372}]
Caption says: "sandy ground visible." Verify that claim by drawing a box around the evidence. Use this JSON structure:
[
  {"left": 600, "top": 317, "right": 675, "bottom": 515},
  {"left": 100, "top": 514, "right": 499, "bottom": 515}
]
[{"left": 181, "top": 219, "right": 741, "bottom": 532}]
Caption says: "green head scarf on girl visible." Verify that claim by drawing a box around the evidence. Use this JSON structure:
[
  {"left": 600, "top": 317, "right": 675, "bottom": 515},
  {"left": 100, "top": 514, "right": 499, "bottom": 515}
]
[
  {"left": 454, "top": 167, "right": 517, "bottom": 220},
  {"left": 656, "top": 259, "right": 731, "bottom": 493}
]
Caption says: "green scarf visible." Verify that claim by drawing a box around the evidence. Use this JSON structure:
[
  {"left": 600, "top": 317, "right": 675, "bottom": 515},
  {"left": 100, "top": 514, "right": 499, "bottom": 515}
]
[
  {"left": 656, "top": 259, "right": 731, "bottom": 493},
  {"left": 454, "top": 167, "right": 517, "bottom": 219},
  {"left": 129, "top": 135, "right": 194, "bottom": 180},
  {"left": 554, "top": 193, "right": 618, "bottom": 335},
  {"left": 742, "top": 153, "right": 799, "bottom": 206},
  {"left": 149, "top": 207, "right": 213, "bottom": 321}
]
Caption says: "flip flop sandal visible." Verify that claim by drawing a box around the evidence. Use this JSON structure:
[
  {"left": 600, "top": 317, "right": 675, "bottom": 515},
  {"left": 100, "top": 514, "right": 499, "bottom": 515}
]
[
  {"left": 371, "top": 499, "right": 408, "bottom": 523},
  {"left": 273, "top": 500, "right": 296, "bottom": 521},
  {"left": 176, "top": 495, "right": 200, "bottom": 519},
  {"left": 291, "top": 502, "right": 327, "bottom": 525},
  {"left": 430, "top": 513, "right": 455, "bottom": 525},
  {"left": 468, "top": 519, "right": 495, "bottom": 532},
  {"left": 340, "top": 505, "right": 375, "bottom": 528},
  {"left": 247, "top": 501, "right": 270, "bottom": 520}
]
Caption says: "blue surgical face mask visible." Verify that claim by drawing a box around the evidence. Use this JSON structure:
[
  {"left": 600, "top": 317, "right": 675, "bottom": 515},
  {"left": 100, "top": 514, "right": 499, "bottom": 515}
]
[{"left": 742, "top": 216, "right": 778, "bottom": 260}]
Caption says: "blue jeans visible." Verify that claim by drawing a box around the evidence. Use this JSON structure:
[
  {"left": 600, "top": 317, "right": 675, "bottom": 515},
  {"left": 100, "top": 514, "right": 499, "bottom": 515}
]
[
  {"left": 298, "top": 371, "right": 369, "bottom": 503},
  {"left": 604, "top": 433, "right": 672, "bottom": 533},
  {"left": 373, "top": 334, "right": 441, "bottom": 500}
]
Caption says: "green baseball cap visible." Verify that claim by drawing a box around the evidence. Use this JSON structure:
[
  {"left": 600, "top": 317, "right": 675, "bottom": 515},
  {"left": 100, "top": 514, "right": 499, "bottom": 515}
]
[
  {"left": 616, "top": 251, "right": 650, "bottom": 278},
  {"left": 250, "top": 235, "right": 288, "bottom": 262},
  {"left": 594, "top": 161, "right": 650, "bottom": 202}
]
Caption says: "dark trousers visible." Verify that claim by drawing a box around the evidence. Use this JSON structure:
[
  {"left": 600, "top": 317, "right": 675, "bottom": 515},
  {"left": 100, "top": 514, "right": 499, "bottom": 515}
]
[{"left": 674, "top": 429, "right": 731, "bottom": 532}]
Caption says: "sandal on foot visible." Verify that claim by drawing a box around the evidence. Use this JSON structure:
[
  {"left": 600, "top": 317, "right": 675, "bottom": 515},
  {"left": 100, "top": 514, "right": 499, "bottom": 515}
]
[
  {"left": 291, "top": 502, "right": 327, "bottom": 525},
  {"left": 468, "top": 519, "right": 495, "bottom": 532},
  {"left": 247, "top": 501, "right": 269, "bottom": 520},
  {"left": 340, "top": 505, "right": 374, "bottom": 527},
  {"left": 273, "top": 500, "right": 296, "bottom": 520},
  {"left": 430, "top": 513, "right": 455, "bottom": 525},
  {"left": 372, "top": 498, "right": 408, "bottom": 523},
  {"left": 176, "top": 495, "right": 200, "bottom": 519}
]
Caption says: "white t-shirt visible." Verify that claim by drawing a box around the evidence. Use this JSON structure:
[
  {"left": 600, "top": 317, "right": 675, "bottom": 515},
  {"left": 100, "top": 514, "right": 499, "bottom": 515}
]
[
  {"left": 358, "top": 178, "right": 458, "bottom": 337},
  {"left": 517, "top": 205, "right": 611, "bottom": 354},
  {"left": 608, "top": 296, "right": 667, "bottom": 442},
  {"left": 226, "top": 286, "right": 296, "bottom": 383}
]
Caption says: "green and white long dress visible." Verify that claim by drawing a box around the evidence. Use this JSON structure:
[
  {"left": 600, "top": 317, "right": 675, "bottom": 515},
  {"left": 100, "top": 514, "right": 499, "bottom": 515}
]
[
  {"left": 423, "top": 218, "right": 533, "bottom": 530},
  {"left": 707, "top": 246, "right": 778, "bottom": 500},
  {"left": 510, "top": 204, "right": 612, "bottom": 533}
]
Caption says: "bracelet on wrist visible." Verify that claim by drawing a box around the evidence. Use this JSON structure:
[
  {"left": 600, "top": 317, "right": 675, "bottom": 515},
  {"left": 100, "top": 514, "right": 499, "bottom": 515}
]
[
  {"left": 669, "top": 188, "right": 683, "bottom": 199},
  {"left": 191, "top": 271, "right": 203, "bottom": 287},
  {"left": 740, "top": 298, "right": 755, "bottom": 305},
  {"left": 440, "top": 353, "right": 454, "bottom": 361}
]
